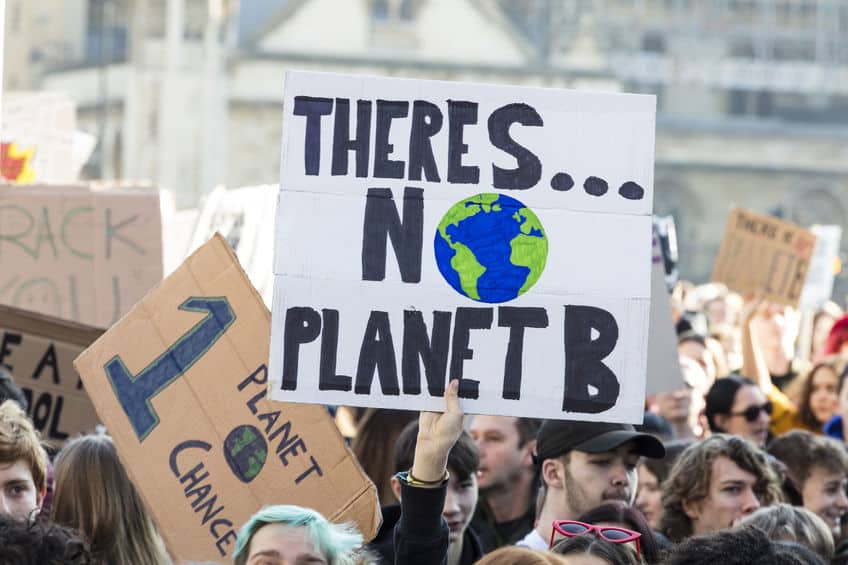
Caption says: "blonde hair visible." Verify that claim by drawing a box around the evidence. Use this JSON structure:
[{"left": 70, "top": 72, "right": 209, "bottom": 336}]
[
  {"left": 739, "top": 504, "right": 834, "bottom": 559},
  {"left": 52, "top": 434, "right": 172, "bottom": 565},
  {"left": 0, "top": 399, "right": 47, "bottom": 491},
  {"left": 476, "top": 546, "right": 565, "bottom": 564}
]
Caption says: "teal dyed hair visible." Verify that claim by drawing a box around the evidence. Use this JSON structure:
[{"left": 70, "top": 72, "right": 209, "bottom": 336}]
[{"left": 232, "top": 505, "right": 363, "bottom": 565}]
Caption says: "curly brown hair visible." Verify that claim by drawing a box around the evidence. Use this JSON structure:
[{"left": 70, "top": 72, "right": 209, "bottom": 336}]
[{"left": 660, "top": 434, "right": 783, "bottom": 542}]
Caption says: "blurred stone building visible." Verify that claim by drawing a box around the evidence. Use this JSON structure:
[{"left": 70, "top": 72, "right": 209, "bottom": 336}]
[{"left": 8, "top": 0, "right": 848, "bottom": 299}]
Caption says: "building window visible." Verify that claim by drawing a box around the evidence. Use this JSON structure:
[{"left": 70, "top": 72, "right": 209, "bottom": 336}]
[{"left": 371, "top": 0, "right": 418, "bottom": 22}]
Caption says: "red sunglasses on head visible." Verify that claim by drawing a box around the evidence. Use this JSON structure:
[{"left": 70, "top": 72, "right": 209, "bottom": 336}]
[{"left": 550, "top": 520, "right": 642, "bottom": 556}]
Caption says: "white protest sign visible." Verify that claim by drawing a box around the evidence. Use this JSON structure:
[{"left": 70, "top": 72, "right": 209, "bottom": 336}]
[
  {"left": 800, "top": 225, "right": 842, "bottom": 310},
  {"left": 269, "top": 71, "right": 655, "bottom": 423},
  {"left": 190, "top": 185, "right": 278, "bottom": 305},
  {"left": 646, "top": 228, "right": 684, "bottom": 394}
]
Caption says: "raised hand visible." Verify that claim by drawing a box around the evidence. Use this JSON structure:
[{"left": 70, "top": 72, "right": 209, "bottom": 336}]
[{"left": 411, "top": 379, "right": 465, "bottom": 484}]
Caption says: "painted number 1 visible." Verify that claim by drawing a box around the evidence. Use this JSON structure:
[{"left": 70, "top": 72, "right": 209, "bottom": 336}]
[{"left": 104, "top": 297, "right": 236, "bottom": 441}]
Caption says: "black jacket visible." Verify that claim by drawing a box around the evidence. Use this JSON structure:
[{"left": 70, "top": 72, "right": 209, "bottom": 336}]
[{"left": 369, "top": 481, "right": 485, "bottom": 565}]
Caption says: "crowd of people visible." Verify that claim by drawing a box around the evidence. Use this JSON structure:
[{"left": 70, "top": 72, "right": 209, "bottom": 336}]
[{"left": 3, "top": 282, "right": 848, "bottom": 565}]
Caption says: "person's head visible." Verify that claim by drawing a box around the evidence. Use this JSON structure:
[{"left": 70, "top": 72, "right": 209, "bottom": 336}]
[
  {"left": 550, "top": 534, "right": 640, "bottom": 565},
  {"left": 654, "top": 357, "right": 707, "bottom": 438},
  {"left": 392, "top": 421, "right": 479, "bottom": 544},
  {"left": 233, "top": 505, "right": 363, "bottom": 565},
  {"left": 534, "top": 421, "right": 664, "bottom": 523},
  {"left": 0, "top": 399, "right": 46, "bottom": 521},
  {"left": 679, "top": 332, "right": 717, "bottom": 384},
  {"left": 660, "top": 434, "right": 782, "bottom": 542},
  {"left": 52, "top": 434, "right": 170, "bottom": 565},
  {"left": 704, "top": 295, "right": 729, "bottom": 328},
  {"left": 811, "top": 302, "right": 842, "bottom": 361},
  {"left": 0, "top": 368, "right": 26, "bottom": 411},
  {"left": 636, "top": 440, "right": 691, "bottom": 530},
  {"left": 469, "top": 415, "right": 539, "bottom": 493},
  {"left": 798, "top": 359, "right": 843, "bottom": 429},
  {"left": 705, "top": 375, "right": 771, "bottom": 447},
  {"left": 663, "top": 524, "right": 827, "bottom": 565},
  {"left": 738, "top": 504, "right": 834, "bottom": 559},
  {"left": 767, "top": 431, "right": 848, "bottom": 537},
  {"left": 576, "top": 500, "right": 660, "bottom": 564},
  {"left": 474, "top": 546, "right": 565, "bottom": 564},
  {"left": 0, "top": 513, "right": 92, "bottom": 565}
]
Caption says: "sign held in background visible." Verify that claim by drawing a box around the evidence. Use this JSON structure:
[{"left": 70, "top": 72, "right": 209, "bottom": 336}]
[
  {"left": 0, "top": 305, "right": 102, "bottom": 446},
  {"left": 800, "top": 225, "right": 842, "bottom": 310},
  {"left": 712, "top": 208, "right": 817, "bottom": 308},
  {"left": 270, "top": 71, "right": 656, "bottom": 423},
  {"left": 74, "top": 235, "right": 380, "bottom": 562},
  {"left": 0, "top": 184, "right": 163, "bottom": 327},
  {"left": 646, "top": 226, "right": 684, "bottom": 395}
]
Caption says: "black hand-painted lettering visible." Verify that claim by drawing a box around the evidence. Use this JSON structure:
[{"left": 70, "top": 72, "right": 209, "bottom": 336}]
[
  {"left": 332, "top": 99, "right": 372, "bottom": 177},
  {"left": 488, "top": 103, "right": 543, "bottom": 190},
  {"left": 319, "top": 309, "right": 352, "bottom": 391},
  {"left": 293, "top": 96, "right": 333, "bottom": 175},
  {"left": 563, "top": 305, "right": 620, "bottom": 413},
  {"left": 374, "top": 100, "right": 410, "bottom": 179},
  {"left": 355, "top": 311, "right": 399, "bottom": 395},
  {"left": 618, "top": 181, "right": 645, "bottom": 200},
  {"left": 361, "top": 187, "right": 423, "bottom": 283},
  {"left": 401, "top": 310, "right": 451, "bottom": 396},
  {"left": 409, "top": 101, "right": 443, "bottom": 182},
  {"left": 447, "top": 100, "right": 480, "bottom": 184},
  {"left": 583, "top": 176, "right": 608, "bottom": 197},
  {"left": 281, "top": 307, "right": 321, "bottom": 390},
  {"left": 498, "top": 307, "right": 549, "bottom": 400},
  {"left": 33, "top": 344, "right": 59, "bottom": 384},
  {"left": 449, "top": 307, "right": 493, "bottom": 399},
  {"left": 550, "top": 172, "right": 574, "bottom": 191},
  {"left": 0, "top": 332, "right": 21, "bottom": 373}
]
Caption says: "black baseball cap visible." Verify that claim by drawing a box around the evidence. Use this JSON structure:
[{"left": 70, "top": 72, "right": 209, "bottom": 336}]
[{"left": 534, "top": 420, "right": 665, "bottom": 464}]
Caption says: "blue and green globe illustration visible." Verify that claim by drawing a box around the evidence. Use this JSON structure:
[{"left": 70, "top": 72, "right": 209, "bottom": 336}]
[{"left": 434, "top": 193, "right": 548, "bottom": 303}]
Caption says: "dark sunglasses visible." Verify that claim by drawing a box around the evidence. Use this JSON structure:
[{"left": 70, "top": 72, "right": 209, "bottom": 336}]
[
  {"left": 729, "top": 401, "right": 773, "bottom": 422},
  {"left": 550, "top": 520, "right": 642, "bottom": 556}
]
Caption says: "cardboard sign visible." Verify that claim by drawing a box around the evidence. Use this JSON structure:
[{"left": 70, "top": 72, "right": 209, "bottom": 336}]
[
  {"left": 800, "top": 225, "right": 842, "bottom": 310},
  {"left": 270, "top": 71, "right": 656, "bottom": 423},
  {"left": 74, "top": 235, "right": 380, "bottom": 562},
  {"left": 0, "top": 305, "right": 102, "bottom": 446},
  {"left": 190, "top": 185, "right": 277, "bottom": 305},
  {"left": 712, "top": 209, "right": 817, "bottom": 308},
  {"left": 646, "top": 229, "right": 684, "bottom": 394},
  {"left": 0, "top": 184, "right": 163, "bottom": 327}
]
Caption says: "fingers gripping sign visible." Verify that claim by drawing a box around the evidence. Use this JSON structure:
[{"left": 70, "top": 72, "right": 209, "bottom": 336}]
[{"left": 412, "top": 379, "right": 465, "bottom": 484}]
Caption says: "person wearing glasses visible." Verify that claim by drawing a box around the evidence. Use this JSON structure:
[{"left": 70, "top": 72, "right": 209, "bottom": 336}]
[
  {"left": 705, "top": 375, "right": 772, "bottom": 447},
  {"left": 660, "top": 434, "right": 783, "bottom": 543},
  {"left": 515, "top": 420, "right": 665, "bottom": 551}
]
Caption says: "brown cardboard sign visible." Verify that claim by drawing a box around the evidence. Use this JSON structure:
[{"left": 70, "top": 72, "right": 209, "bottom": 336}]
[
  {"left": 74, "top": 235, "right": 380, "bottom": 562},
  {"left": 712, "top": 208, "right": 817, "bottom": 307},
  {"left": 0, "top": 305, "right": 103, "bottom": 446},
  {"left": 0, "top": 183, "right": 163, "bottom": 327}
]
